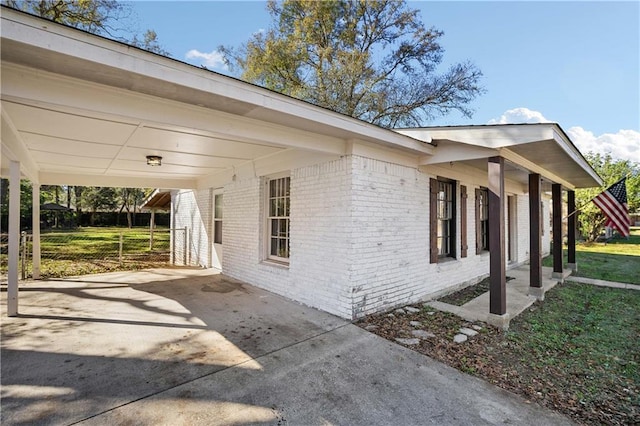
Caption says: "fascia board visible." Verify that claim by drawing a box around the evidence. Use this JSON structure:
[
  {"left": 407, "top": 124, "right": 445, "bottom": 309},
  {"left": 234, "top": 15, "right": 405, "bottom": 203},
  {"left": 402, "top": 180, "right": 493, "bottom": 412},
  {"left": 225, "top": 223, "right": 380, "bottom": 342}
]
[{"left": 551, "top": 126, "right": 603, "bottom": 187}]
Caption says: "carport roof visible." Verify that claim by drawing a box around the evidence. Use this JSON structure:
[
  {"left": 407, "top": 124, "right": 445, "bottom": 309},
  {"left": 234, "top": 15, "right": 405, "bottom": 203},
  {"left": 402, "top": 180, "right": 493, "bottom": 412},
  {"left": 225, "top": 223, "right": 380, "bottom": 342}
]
[
  {"left": 397, "top": 124, "right": 603, "bottom": 189},
  {"left": 0, "top": 7, "right": 432, "bottom": 189}
]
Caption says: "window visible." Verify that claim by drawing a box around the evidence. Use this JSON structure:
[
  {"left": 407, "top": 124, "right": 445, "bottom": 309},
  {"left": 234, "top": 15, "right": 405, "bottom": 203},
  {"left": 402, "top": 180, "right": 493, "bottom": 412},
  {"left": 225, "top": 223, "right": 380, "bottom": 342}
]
[
  {"left": 436, "top": 180, "right": 456, "bottom": 258},
  {"left": 266, "top": 176, "right": 290, "bottom": 262},
  {"left": 213, "top": 194, "right": 223, "bottom": 244},
  {"left": 476, "top": 188, "right": 489, "bottom": 253},
  {"left": 430, "top": 178, "right": 458, "bottom": 263}
]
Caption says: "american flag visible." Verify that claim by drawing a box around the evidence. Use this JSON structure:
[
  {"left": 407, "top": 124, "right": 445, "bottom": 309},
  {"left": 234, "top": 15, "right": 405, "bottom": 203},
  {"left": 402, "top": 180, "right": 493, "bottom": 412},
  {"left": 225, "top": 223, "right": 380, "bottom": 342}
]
[{"left": 593, "top": 177, "right": 631, "bottom": 238}]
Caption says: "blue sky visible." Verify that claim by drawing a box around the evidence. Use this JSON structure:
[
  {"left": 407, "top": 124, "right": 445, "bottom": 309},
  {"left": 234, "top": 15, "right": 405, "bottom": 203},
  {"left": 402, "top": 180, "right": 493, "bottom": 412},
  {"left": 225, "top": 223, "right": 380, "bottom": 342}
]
[{"left": 126, "top": 1, "right": 640, "bottom": 162}]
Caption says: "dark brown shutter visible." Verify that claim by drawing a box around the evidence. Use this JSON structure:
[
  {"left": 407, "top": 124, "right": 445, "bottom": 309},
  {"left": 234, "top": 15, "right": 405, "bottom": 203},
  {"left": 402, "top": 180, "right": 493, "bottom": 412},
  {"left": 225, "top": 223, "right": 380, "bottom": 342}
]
[
  {"left": 429, "top": 178, "right": 438, "bottom": 264},
  {"left": 460, "top": 185, "right": 468, "bottom": 258},
  {"left": 475, "top": 188, "right": 482, "bottom": 255}
]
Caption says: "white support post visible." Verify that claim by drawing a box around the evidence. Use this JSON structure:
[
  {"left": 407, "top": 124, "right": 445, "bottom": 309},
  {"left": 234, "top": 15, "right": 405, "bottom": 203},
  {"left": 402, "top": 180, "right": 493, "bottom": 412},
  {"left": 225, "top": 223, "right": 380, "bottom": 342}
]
[
  {"left": 32, "top": 183, "right": 41, "bottom": 279},
  {"left": 119, "top": 232, "right": 124, "bottom": 265},
  {"left": 149, "top": 209, "right": 155, "bottom": 250},
  {"left": 183, "top": 226, "right": 188, "bottom": 266},
  {"left": 8, "top": 160, "right": 20, "bottom": 316}
]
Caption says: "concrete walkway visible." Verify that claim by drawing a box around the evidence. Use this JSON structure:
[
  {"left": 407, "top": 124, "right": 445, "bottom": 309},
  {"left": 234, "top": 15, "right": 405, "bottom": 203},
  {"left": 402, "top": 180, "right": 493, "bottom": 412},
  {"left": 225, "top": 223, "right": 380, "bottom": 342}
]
[
  {"left": 1, "top": 269, "right": 574, "bottom": 425},
  {"left": 427, "top": 266, "right": 567, "bottom": 329},
  {"left": 565, "top": 275, "right": 640, "bottom": 290}
]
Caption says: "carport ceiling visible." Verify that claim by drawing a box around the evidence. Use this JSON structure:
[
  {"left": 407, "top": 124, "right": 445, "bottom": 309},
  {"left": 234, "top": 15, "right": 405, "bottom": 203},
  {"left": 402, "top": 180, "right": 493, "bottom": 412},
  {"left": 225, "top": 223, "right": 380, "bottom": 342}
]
[{"left": 2, "top": 66, "right": 288, "bottom": 188}]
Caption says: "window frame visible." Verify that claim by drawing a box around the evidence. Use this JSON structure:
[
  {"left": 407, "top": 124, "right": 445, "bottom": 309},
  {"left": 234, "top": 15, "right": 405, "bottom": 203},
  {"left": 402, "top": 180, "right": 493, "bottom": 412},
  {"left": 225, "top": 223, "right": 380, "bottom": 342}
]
[
  {"left": 476, "top": 187, "right": 489, "bottom": 253},
  {"left": 213, "top": 193, "right": 223, "bottom": 245},
  {"left": 436, "top": 179, "right": 457, "bottom": 259},
  {"left": 264, "top": 174, "right": 291, "bottom": 264},
  {"left": 430, "top": 177, "right": 457, "bottom": 263}
]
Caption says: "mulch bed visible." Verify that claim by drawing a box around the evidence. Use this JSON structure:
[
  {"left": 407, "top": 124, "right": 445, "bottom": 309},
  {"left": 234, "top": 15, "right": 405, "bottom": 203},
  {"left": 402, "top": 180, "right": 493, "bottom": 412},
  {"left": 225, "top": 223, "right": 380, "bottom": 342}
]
[{"left": 438, "top": 276, "right": 514, "bottom": 306}]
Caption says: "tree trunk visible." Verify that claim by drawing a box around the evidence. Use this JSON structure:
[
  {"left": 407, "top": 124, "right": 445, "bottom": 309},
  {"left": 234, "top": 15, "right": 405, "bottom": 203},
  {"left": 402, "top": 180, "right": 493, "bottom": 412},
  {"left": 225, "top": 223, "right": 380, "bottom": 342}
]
[{"left": 74, "top": 186, "right": 83, "bottom": 226}]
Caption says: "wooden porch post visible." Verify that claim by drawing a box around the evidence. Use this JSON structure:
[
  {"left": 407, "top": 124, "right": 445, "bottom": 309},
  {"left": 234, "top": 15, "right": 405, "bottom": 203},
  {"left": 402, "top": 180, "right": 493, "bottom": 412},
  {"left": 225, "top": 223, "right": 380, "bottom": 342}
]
[
  {"left": 529, "top": 174, "right": 542, "bottom": 287},
  {"left": 567, "top": 190, "right": 577, "bottom": 271},
  {"left": 488, "top": 156, "right": 506, "bottom": 316},
  {"left": 528, "top": 174, "right": 544, "bottom": 299},
  {"left": 552, "top": 183, "right": 563, "bottom": 278}
]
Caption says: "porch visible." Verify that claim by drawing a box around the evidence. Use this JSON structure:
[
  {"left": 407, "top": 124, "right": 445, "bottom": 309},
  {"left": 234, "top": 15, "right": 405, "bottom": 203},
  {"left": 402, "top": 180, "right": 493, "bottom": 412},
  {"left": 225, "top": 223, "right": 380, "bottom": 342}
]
[{"left": 428, "top": 265, "right": 573, "bottom": 329}]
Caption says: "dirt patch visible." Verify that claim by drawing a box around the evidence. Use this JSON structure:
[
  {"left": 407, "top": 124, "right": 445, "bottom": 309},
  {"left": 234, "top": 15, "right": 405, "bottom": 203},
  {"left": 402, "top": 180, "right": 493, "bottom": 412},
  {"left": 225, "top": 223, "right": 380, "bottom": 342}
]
[{"left": 438, "top": 276, "right": 514, "bottom": 306}]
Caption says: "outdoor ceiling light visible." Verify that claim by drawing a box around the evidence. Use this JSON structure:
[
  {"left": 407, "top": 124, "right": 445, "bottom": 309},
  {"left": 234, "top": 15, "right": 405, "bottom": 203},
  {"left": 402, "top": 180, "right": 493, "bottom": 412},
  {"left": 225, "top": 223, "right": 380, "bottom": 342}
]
[{"left": 146, "top": 155, "right": 162, "bottom": 166}]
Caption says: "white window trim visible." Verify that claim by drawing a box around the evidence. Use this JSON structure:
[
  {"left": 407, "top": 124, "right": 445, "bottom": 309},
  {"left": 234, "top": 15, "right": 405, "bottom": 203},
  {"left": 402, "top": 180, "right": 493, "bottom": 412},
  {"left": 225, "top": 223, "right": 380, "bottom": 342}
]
[
  {"left": 213, "top": 192, "right": 223, "bottom": 245},
  {"left": 263, "top": 172, "right": 291, "bottom": 265}
]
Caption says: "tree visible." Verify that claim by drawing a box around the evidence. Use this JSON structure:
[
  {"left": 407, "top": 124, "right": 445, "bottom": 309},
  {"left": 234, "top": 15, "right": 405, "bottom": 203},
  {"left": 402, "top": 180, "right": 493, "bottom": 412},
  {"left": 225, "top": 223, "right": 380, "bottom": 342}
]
[
  {"left": 117, "top": 188, "right": 146, "bottom": 228},
  {"left": 131, "top": 29, "right": 170, "bottom": 56},
  {"left": 82, "top": 186, "right": 118, "bottom": 226},
  {"left": 220, "top": 0, "right": 484, "bottom": 128},
  {"left": 3, "top": 0, "right": 169, "bottom": 55},
  {"left": 576, "top": 153, "right": 639, "bottom": 241}
]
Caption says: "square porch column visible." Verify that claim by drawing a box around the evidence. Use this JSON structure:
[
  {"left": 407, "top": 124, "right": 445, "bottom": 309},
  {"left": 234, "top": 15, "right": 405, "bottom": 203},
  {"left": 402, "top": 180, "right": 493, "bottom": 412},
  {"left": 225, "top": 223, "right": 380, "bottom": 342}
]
[
  {"left": 567, "top": 190, "right": 577, "bottom": 271},
  {"left": 32, "top": 183, "right": 41, "bottom": 279},
  {"left": 528, "top": 174, "right": 543, "bottom": 300},
  {"left": 7, "top": 160, "right": 20, "bottom": 316},
  {"left": 488, "top": 156, "right": 506, "bottom": 317},
  {"left": 552, "top": 183, "right": 563, "bottom": 279}
]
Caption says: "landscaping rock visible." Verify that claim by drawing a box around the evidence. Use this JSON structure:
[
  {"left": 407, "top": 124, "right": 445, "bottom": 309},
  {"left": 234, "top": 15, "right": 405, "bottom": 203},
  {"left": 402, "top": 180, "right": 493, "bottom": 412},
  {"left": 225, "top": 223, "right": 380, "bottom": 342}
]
[
  {"left": 386, "top": 313, "right": 396, "bottom": 318},
  {"left": 405, "top": 307, "right": 420, "bottom": 313},
  {"left": 394, "top": 308, "right": 406, "bottom": 314},
  {"left": 471, "top": 325, "right": 483, "bottom": 331},
  {"left": 427, "top": 311, "right": 435, "bottom": 315},
  {"left": 411, "top": 330, "right": 436, "bottom": 339},
  {"left": 395, "top": 338, "right": 420, "bottom": 346},
  {"left": 409, "top": 321, "right": 422, "bottom": 327},
  {"left": 365, "top": 325, "right": 378, "bottom": 331},
  {"left": 459, "top": 327, "right": 479, "bottom": 337},
  {"left": 453, "top": 334, "right": 468, "bottom": 344}
]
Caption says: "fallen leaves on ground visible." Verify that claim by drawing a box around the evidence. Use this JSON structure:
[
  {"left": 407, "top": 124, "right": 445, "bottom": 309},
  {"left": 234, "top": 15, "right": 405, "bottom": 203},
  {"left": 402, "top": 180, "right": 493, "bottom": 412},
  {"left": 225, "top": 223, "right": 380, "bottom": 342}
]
[{"left": 356, "top": 304, "right": 638, "bottom": 426}]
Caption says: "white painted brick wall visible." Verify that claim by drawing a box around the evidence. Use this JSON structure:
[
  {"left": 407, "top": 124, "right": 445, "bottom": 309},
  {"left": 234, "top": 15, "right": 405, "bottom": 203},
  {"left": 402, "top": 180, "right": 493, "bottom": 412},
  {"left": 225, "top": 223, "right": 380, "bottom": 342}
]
[
  {"left": 516, "top": 194, "right": 530, "bottom": 263},
  {"left": 542, "top": 194, "right": 551, "bottom": 256},
  {"left": 175, "top": 154, "right": 554, "bottom": 320},
  {"left": 171, "top": 189, "right": 212, "bottom": 267},
  {"left": 348, "top": 157, "right": 495, "bottom": 318},
  {"left": 222, "top": 157, "right": 354, "bottom": 319}
]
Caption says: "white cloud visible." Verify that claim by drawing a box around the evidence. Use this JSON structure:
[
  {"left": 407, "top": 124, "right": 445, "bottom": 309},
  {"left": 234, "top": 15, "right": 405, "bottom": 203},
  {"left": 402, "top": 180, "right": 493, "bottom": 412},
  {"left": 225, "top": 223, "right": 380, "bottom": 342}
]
[
  {"left": 185, "top": 49, "right": 227, "bottom": 70},
  {"left": 487, "top": 107, "right": 552, "bottom": 124},
  {"left": 489, "top": 108, "right": 640, "bottom": 162},
  {"left": 567, "top": 127, "right": 640, "bottom": 163}
]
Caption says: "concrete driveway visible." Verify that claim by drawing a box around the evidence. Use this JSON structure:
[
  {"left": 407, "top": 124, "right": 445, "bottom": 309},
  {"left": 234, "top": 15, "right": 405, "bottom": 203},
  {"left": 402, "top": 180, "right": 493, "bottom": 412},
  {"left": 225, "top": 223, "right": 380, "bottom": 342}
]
[{"left": 1, "top": 269, "right": 573, "bottom": 425}]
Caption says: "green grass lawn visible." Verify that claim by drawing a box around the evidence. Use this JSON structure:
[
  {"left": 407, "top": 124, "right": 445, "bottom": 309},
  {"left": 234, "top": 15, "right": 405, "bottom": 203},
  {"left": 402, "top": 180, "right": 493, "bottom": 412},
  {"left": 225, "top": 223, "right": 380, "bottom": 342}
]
[
  {"left": 499, "top": 282, "right": 640, "bottom": 424},
  {"left": 1, "top": 227, "right": 172, "bottom": 278},
  {"left": 38, "top": 227, "right": 170, "bottom": 260},
  {"left": 543, "top": 227, "right": 640, "bottom": 284}
]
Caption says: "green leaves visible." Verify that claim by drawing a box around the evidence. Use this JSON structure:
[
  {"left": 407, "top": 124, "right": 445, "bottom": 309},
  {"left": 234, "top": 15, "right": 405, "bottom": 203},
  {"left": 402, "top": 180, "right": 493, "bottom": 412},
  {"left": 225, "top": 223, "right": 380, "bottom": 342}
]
[
  {"left": 3, "top": 0, "right": 169, "bottom": 55},
  {"left": 222, "top": 0, "right": 484, "bottom": 127},
  {"left": 577, "top": 153, "right": 639, "bottom": 241}
]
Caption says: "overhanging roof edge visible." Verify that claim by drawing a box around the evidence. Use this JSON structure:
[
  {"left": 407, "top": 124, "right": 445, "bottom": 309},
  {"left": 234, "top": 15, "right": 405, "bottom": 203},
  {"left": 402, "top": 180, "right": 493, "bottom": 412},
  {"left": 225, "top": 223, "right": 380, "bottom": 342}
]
[{"left": 0, "top": 6, "right": 433, "bottom": 157}]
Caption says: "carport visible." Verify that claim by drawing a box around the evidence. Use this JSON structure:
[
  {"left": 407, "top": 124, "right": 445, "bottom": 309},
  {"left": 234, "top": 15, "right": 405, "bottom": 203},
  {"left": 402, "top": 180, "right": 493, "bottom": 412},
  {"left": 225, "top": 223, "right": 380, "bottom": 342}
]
[{"left": 0, "top": 7, "right": 431, "bottom": 316}]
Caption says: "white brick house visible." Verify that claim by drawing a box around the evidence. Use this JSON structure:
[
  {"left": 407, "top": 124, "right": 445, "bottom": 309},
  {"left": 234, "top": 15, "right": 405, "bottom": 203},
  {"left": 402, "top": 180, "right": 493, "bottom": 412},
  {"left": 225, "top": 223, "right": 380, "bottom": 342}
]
[
  {"left": 170, "top": 127, "right": 583, "bottom": 320},
  {"left": 1, "top": 8, "right": 601, "bottom": 319}
]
